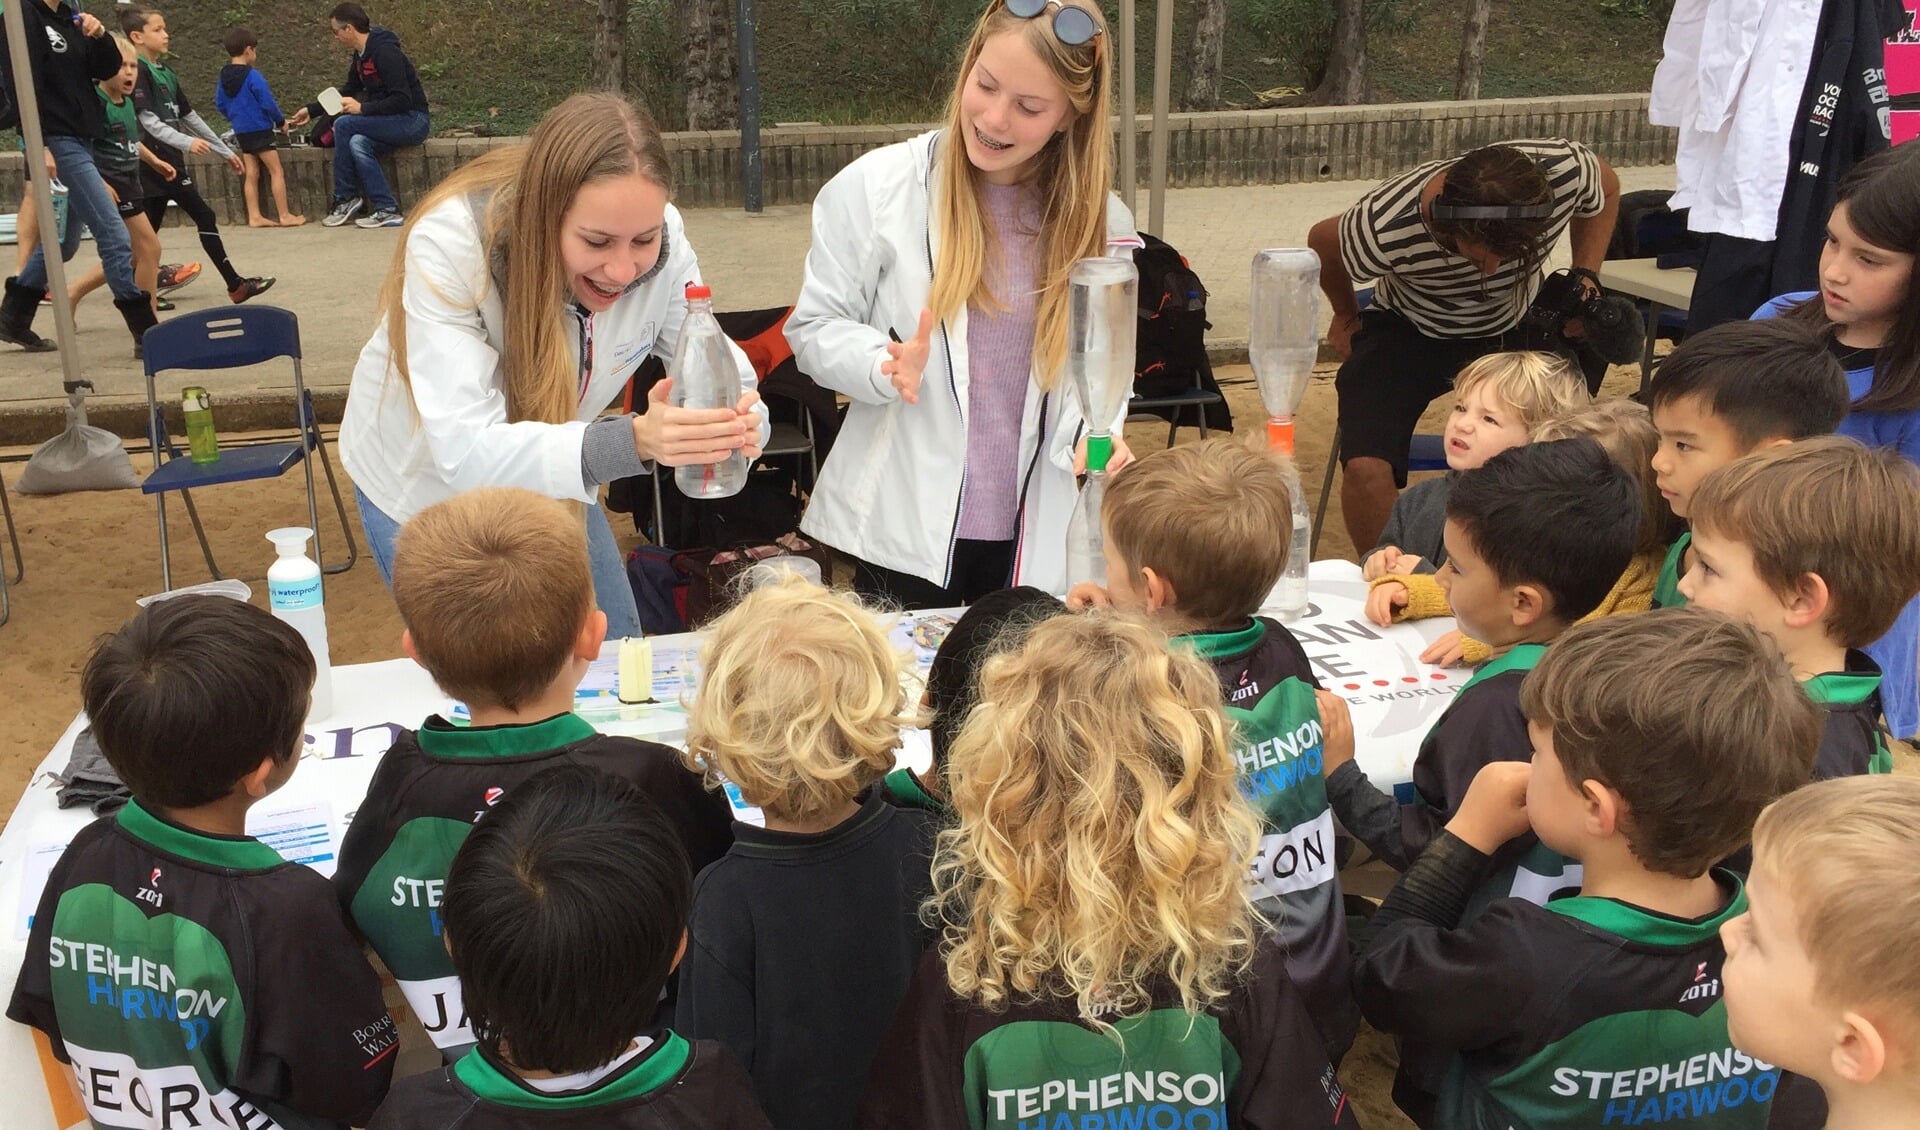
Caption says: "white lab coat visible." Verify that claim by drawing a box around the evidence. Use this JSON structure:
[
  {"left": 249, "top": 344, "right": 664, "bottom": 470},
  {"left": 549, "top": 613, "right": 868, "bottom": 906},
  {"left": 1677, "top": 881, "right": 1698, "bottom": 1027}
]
[
  {"left": 787, "top": 129, "right": 1140, "bottom": 596},
  {"left": 1649, "top": 0, "right": 1822, "bottom": 241},
  {"left": 339, "top": 194, "right": 764, "bottom": 524}
]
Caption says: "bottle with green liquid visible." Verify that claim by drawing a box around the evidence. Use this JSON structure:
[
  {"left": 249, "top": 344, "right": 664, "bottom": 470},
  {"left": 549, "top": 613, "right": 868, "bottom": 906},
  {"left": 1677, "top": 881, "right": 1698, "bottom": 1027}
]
[{"left": 182, "top": 386, "right": 219, "bottom": 464}]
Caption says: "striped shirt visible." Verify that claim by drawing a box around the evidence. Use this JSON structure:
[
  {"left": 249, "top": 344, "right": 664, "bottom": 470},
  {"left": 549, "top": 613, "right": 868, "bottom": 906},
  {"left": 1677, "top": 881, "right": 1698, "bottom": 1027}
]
[
  {"left": 958, "top": 182, "right": 1043, "bottom": 541},
  {"left": 1339, "top": 138, "right": 1607, "bottom": 339}
]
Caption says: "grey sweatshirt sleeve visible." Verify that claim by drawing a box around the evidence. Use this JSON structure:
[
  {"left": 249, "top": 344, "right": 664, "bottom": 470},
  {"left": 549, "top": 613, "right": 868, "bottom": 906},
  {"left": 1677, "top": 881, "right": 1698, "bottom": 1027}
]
[
  {"left": 1368, "top": 475, "right": 1454, "bottom": 573},
  {"left": 580, "top": 414, "right": 651, "bottom": 490},
  {"left": 136, "top": 110, "right": 200, "bottom": 154},
  {"left": 182, "top": 110, "right": 235, "bottom": 158}
]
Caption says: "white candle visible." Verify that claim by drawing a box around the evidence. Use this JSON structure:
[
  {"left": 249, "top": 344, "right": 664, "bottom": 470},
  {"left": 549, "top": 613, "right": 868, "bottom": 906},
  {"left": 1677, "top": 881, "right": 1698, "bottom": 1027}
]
[{"left": 618, "top": 636, "right": 653, "bottom": 704}]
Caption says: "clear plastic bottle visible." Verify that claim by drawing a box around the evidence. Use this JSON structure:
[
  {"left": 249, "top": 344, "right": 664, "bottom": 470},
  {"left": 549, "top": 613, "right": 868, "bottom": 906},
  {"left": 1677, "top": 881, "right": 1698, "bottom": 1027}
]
[
  {"left": 1065, "top": 460, "right": 1109, "bottom": 591},
  {"left": 266, "top": 528, "right": 333, "bottom": 720},
  {"left": 669, "top": 284, "right": 748, "bottom": 499},
  {"left": 1250, "top": 249, "right": 1321, "bottom": 621},
  {"left": 1275, "top": 461, "right": 1312, "bottom": 620}
]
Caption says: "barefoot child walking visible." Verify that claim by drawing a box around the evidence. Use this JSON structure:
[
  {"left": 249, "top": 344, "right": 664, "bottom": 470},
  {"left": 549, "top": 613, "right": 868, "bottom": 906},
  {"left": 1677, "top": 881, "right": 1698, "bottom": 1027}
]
[{"left": 215, "top": 27, "right": 304, "bottom": 227}]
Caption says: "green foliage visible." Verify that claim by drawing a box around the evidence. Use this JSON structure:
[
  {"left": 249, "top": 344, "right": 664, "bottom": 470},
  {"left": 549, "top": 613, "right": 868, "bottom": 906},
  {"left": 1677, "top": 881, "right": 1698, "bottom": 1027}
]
[{"left": 1240, "top": 0, "right": 1420, "bottom": 91}]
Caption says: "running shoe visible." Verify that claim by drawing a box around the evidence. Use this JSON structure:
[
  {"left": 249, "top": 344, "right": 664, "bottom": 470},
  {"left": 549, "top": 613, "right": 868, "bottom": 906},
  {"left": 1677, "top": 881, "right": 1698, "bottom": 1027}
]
[
  {"left": 323, "top": 198, "right": 366, "bottom": 227},
  {"left": 355, "top": 209, "right": 405, "bottom": 229},
  {"left": 229, "top": 277, "right": 276, "bottom": 304},
  {"left": 157, "top": 262, "right": 201, "bottom": 294}
]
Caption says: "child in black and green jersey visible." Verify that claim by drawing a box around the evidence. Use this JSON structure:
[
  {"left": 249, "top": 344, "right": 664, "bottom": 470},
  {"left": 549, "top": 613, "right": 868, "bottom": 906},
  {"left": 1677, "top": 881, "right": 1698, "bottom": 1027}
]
[
  {"left": 369, "top": 764, "right": 772, "bottom": 1129},
  {"left": 1680, "top": 437, "right": 1920, "bottom": 779},
  {"left": 1645, "top": 319, "right": 1851, "bottom": 609},
  {"left": 881, "top": 586, "right": 1064, "bottom": 815},
  {"left": 1066, "top": 436, "right": 1357, "bottom": 1064},
  {"left": 334, "top": 487, "right": 732, "bottom": 1060},
  {"left": 859, "top": 613, "right": 1359, "bottom": 1130},
  {"left": 121, "top": 4, "right": 276, "bottom": 304},
  {"left": 1324, "top": 438, "right": 1640, "bottom": 885},
  {"left": 8, "top": 595, "right": 398, "bottom": 1128},
  {"left": 64, "top": 36, "right": 171, "bottom": 343},
  {"left": 1356, "top": 609, "right": 1828, "bottom": 1130}
]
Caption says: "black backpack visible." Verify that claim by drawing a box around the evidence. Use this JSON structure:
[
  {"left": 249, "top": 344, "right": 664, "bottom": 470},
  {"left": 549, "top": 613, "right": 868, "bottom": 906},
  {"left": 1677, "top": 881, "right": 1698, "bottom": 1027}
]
[{"left": 1131, "top": 232, "right": 1232, "bottom": 432}]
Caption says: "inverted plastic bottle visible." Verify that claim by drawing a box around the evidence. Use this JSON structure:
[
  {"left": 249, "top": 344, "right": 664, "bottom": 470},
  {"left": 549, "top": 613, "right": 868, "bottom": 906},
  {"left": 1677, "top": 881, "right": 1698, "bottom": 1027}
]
[
  {"left": 266, "top": 528, "right": 333, "bottom": 720},
  {"left": 1250, "top": 249, "right": 1321, "bottom": 621},
  {"left": 1064, "top": 256, "right": 1138, "bottom": 591},
  {"left": 669, "top": 284, "right": 749, "bottom": 499}
]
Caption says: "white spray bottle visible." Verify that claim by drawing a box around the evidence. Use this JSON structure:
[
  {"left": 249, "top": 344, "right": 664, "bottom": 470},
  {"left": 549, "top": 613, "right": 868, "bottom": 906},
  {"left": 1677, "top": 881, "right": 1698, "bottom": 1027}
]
[{"left": 266, "top": 528, "right": 333, "bottom": 721}]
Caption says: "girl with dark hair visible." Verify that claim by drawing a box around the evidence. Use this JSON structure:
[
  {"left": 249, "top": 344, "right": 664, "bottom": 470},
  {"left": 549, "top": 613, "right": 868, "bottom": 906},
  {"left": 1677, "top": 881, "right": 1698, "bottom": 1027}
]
[{"left": 1759, "top": 144, "right": 1920, "bottom": 739}]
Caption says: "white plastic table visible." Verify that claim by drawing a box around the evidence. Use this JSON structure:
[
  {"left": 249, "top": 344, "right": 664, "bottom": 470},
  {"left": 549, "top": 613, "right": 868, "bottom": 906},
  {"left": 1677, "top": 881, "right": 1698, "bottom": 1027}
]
[
  {"left": 1599, "top": 257, "right": 1698, "bottom": 391},
  {"left": 0, "top": 559, "right": 1459, "bottom": 1127}
]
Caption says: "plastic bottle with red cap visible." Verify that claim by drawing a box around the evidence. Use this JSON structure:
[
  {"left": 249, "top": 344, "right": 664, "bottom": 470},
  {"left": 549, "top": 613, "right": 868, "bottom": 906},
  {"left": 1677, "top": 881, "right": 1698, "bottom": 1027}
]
[{"left": 668, "top": 283, "right": 748, "bottom": 499}]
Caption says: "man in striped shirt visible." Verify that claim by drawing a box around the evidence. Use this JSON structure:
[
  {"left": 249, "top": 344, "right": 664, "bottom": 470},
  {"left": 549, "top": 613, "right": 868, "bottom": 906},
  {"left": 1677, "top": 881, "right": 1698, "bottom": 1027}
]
[{"left": 1307, "top": 139, "right": 1620, "bottom": 553}]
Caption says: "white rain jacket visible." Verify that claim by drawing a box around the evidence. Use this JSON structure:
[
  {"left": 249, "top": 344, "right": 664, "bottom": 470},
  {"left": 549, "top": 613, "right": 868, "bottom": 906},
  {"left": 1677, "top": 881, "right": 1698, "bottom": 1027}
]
[
  {"left": 340, "top": 194, "right": 764, "bottom": 524},
  {"left": 1648, "top": 0, "right": 1821, "bottom": 241},
  {"left": 787, "top": 129, "right": 1140, "bottom": 595}
]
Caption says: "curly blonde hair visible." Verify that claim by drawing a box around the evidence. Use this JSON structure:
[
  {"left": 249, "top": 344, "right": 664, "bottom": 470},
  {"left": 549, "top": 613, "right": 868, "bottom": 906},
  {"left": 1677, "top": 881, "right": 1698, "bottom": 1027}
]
[
  {"left": 933, "top": 613, "right": 1261, "bottom": 1027},
  {"left": 682, "top": 578, "right": 915, "bottom": 823}
]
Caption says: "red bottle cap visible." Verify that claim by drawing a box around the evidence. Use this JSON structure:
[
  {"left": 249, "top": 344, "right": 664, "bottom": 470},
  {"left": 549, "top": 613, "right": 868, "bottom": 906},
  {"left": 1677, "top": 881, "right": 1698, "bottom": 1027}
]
[{"left": 685, "top": 284, "right": 712, "bottom": 300}]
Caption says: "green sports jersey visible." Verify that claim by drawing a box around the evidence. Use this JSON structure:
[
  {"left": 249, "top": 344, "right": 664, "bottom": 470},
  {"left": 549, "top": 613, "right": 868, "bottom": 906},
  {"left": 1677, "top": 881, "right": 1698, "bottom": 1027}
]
[
  {"left": 879, "top": 767, "right": 947, "bottom": 815},
  {"left": 7, "top": 800, "right": 397, "bottom": 1128},
  {"left": 333, "top": 713, "right": 734, "bottom": 1055},
  {"left": 93, "top": 89, "right": 141, "bottom": 179},
  {"left": 1805, "top": 650, "right": 1894, "bottom": 777},
  {"left": 1654, "top": 533, "right": 1691, "bottom": 609},
  {"left": 1180, "top": 617, "right": 1356, "bottom": 1061},
  {"left": 1358, "top": 833, "right": 1825, "bottom": 1129},
  {"left": 858, "top": 939, "right": 1360, "bottom": 1130}
]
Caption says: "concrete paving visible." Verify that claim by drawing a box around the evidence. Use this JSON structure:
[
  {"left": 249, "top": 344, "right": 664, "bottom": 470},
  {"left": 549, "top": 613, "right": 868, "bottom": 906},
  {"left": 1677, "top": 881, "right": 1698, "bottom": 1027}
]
[{"left": 0, "top": 165, "right": 1675, "bottom": 441}]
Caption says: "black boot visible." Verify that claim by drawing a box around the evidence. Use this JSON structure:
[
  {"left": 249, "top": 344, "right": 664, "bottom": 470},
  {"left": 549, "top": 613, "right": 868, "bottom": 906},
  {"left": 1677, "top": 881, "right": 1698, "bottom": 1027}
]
[
  {"left": 114, "top": 292, "right": 161, "bottom": 360},
  {"left": 0, "top": 277, "right": 55, "bottom": 352}
]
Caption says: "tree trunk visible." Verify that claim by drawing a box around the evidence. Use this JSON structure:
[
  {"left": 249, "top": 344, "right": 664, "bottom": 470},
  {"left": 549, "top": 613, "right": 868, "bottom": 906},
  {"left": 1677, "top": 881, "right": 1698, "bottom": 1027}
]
[
  {"left": 1181, "top": 0, "right": 1228, "bottom": 111},
  {"left": 1455, "top": 0, "right": 1493, "bottom": 100},
  {"left": 682, "top": 0, "right": 740, "bottom": 130},
  {"left": 593, "top": 0, "right": 627, "bottom": 92},
  {"left": 1314, "top": 0, "right": 1369, "bottom": 105}
]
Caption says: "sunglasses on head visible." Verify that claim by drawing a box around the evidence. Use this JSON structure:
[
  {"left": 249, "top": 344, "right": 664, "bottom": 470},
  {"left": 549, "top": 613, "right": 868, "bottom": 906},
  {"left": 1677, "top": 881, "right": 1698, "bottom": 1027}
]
[{"left": 1004, "top": 0, "right": 1102, "bottom": 47}]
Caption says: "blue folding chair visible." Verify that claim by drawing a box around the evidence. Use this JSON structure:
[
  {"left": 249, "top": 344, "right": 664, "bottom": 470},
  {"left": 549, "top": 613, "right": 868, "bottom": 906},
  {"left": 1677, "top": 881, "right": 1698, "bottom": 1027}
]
[
  {"left": 1309, "top": 289, "right": 1449, "bottom": 555},
  {"left": 0, "top": 470, "right": 21, "bottom": 627},
  {"left": 141, "top": 307, "right": 357, "bottom": 591}
]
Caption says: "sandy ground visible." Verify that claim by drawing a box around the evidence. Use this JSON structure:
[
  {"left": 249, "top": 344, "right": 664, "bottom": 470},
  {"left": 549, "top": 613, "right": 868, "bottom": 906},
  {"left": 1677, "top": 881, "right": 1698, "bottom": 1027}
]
[{"left": 13, "top": 355, "right": 1904, "bottom": 1130}]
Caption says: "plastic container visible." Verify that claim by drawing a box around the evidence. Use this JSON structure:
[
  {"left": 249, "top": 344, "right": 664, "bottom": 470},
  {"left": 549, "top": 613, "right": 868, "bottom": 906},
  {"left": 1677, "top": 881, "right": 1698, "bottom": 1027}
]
[
  {"left": 668, "top": 284, "right": 749, "bottom": 499},
  {"left": 1064, "top": 466, "right": 1108, "bottom": 591},
  {"left": 1274, "top": 460, "right": 1311, "bottom": 621},
  {"left": 183, "top": 386, "right": 219, "bottom": 464},
  {"left": 266, "top": 527, "right": 333, "bottom": 720},
  {"left": 1249, "top": 249, "right": 1321, "bottom": 455}
]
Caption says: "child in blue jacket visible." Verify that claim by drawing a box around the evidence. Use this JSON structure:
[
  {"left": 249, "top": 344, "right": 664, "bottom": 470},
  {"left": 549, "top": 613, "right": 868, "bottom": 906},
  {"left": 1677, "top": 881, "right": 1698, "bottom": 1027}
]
[{"left": 214, "top": 27, "right": 303, "bottom": 227}]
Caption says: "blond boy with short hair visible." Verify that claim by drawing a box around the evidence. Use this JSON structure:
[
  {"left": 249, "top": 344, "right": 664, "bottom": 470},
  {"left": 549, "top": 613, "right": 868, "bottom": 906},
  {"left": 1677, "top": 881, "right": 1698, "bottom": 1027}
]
[
  {"left": 335, "top": 487, "right": 732, "bottom": 1059},
  {"left": 1681, "top": 436, "right": 1920, "bottom": 777},
  {"left": 1725, "top": 775, "right": 1920, "bottom": 1129}
]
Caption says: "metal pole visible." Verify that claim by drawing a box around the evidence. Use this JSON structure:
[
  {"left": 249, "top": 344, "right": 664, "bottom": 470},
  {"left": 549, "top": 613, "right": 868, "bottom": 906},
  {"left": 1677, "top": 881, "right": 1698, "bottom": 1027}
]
[
  {"left": 1148, "top": 0, "right": 1171, "bottom": 237},
  {"left": 736, "top": 0, "right": 762, "bottom": 214},
  {"left": 4, "top": 0, "right": 87, "bottom": 374},
  {"left": 1117, "top": 0, "right": 1134, "bottom": 216}
]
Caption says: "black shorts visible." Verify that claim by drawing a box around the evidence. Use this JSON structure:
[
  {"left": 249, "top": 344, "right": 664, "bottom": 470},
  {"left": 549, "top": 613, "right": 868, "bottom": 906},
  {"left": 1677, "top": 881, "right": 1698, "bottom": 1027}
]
[
  {"left": 100, "top": 172, "right": 147, "bottom": 220},
  {"left": 234, "top": 130, "right": 279, "bottom": 155}
]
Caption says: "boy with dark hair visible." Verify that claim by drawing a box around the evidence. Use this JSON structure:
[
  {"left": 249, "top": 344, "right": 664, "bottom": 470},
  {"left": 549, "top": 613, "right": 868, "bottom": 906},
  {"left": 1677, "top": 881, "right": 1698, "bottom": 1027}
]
[
  {"left": 1325, "top": 437, "right": 1641, "bottom": 876},
  {"left": 369, "top": 765, "right": 772, "bottom": 1128},
  {"left": 215, "top": 26, "right": 303, "bottom": 228},
  {"left": 289, "top": 2, "right": 431, "bottom": 229},
  {"left": 8, "top": 596, "right": 397, "bottom": 1128},
  {"left": 1356, "top": 609, "right": 1826, "bottom": 1128},
  {"left": 122, "top": 4, "right": 277, "bottom": 302},
  {"left": 1065, "top": 436, "right": 1357, "bottom": 1063},
  {"left": 884, "top": 586, "right": 1064, "bottom": 813},
  {"left": 1645, "top": 318, "right": 1851, "bottom": 606},
  {"left": 1681, "top": 437, "right": 1920, "bottom": 778},
  {"left": 335, "top": 487, "right": 732, "bottom": 1060},
  {"left": 0, "top": 0, "right": 158, "bottom": 354}
]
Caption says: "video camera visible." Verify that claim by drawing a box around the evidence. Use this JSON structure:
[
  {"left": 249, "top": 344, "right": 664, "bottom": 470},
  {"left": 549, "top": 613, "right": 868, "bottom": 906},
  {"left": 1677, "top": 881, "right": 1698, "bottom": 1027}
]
[{"left": 1523, "top": 269, "right": 1645, "bottom": 365}]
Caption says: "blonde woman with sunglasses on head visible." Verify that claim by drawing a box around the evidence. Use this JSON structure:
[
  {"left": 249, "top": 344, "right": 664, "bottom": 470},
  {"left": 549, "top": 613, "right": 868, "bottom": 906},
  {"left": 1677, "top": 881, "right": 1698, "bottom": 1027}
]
[{"left": 787, "top": 0, "right": 1143, "bottom": 608}]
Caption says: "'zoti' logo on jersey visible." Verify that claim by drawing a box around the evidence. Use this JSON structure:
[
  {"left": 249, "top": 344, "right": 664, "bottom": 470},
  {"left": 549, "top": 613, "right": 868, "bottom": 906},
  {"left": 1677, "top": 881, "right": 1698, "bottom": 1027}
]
[
  {"left": 483, "top": 787, "right": 504, "bottom": 807},
  {"left": 150, "top": 868, "right": 162, "bottom": 887},
  {"left": 137, "top": 867, "right": 165, "bottom": 910},
  {"left": 1693, "top": 962, "right": 1709, "bottom": 983}
]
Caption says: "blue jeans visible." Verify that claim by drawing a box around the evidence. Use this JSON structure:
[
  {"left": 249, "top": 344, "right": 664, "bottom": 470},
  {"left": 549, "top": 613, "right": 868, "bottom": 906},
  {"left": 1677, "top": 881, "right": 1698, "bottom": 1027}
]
[
  {"left": 331, "top": 111, "right": 430, "bottom": 213},
  {"left": 18, "top": 137, "right": 139, "bottom": 301},
  {"left": 354, "top": 486, "right": 643, "bottom": 640}
]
